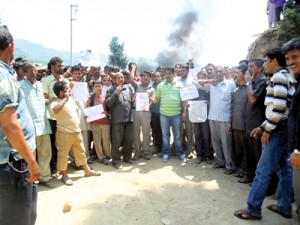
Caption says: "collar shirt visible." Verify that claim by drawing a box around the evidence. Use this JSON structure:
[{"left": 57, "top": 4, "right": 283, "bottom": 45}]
[
  {"left": 245, "top": 73, "right": 266, "bottom": 133},
  {"left": 208, "top": 80, "right": 236, "bottom": 122},
  {"left": 288, "top": 74, "right": 300, "bottom": 151},
  {"left": 179, "top": 75, "right": 196, "bottom": 87},
  {"left": 20, "top": 79, "right": 52, "bottom": 136},
  {"left": 50, "top": 97, "right": 81, "bottom": 133},
  {"left": 156, "top": 80, "right": 183, "bottom": 116},
  {"left": 42, "top": 74, "right": 69, "bottom": 120},
  {"left": 106, "top": 85, "right": 134, "bottom": 123},
  {"left": 151, "top": 82, "right": 161, "bottom": 113},
  {"left": 231, "top": 83, "right": 248, "bottom": 130},
  {"left": 260, "top": 68, "right": 295, "bottom": 134},
  {"left": 0, "top": 61, "right": 36, "bottom": 164},
  {"left": 136, "top": 83, "right": 156, "bottom": 97}
]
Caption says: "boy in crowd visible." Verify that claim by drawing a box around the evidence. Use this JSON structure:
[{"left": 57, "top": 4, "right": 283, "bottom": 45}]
[
  {"left": 87, "top": 80, "right": 111, "bottom": 165},
  {"left": 50, "top": 81, "right": 101, "bottom": 186}
]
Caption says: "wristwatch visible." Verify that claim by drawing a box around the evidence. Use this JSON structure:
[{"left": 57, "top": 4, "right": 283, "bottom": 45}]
[{"left": 294, "top": 149, "right": 300, "bottom": 155}]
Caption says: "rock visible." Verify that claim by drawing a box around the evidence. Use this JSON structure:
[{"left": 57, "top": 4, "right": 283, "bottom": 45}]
[
  {"left": 161, "top": 217, "right": 171, "bottom": 225},
  {"left": 247, "top": 29, "right": 282, "bottom": 60},
  {"left": 63, "top": 201, "right": 72, "bottom": 213}
]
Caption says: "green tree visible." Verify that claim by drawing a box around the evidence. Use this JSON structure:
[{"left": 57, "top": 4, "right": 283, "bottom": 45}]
[{"left": 108, "top": 36, "right": 128, "bottom": 69}]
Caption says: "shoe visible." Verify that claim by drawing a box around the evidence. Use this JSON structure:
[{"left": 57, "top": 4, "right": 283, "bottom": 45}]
[
  {"left": 185, "top": 150, "right": 193, "bottom": 159},
  {"left": 85, "top": 170, "right": 101, "bottom": 177},
  {"left": 101, "top": 158, "right": 110, "bottom": 165},
  {"left": 162, "top": 154, "right": 169, "bottom": 163},
  {"left": 195, "top": 157, "right": 202, "bottom": 164},
  {"left": 61, "top": 176, "right": 73, "bottom": 186},
  {"left": 266, "top": 204, "right": 292, "bottom": 219},
  {"left": 152, "top": 147, "right": 161, "bottom": 154},
  {"left": 39, "top": 181, "right": 55, "bottom": 189},
  {"left": 213, "top": 163, "right": 225, "bottom": 169},
  {"left": 204, "top": 157, "right": 212, "bottom": 165},
  {"left": 234, "top": 209, "right": 262, "bottom": 220},
  {"left": 224, "top": 169, "right": 235, "bottom": 175},
  {"left": 87, "top": 158, "right": 94, "bottom": 164},
  {"left": 112, "top": 163, "right": 122, "bottom": 169},
  {"left": 133, "top": 153, "right": 142, "bottom": 161},
  {"left": 144, "top": 152, "right": 152, "bottom": 160},
  {"left": 179, "top": 155, "right": 187, "bottom": 163},
  {"left": 51, "top": 171, "right": 61, "bottom": 179},
  {"left": 238, "top": 176, "right": 253, "bottom": 184},
  {"left": 234, "top": 172, "right": 244, "bottom": 178},
  {"left": 123, "top": 159, "right": 136, "bottom": 164}
]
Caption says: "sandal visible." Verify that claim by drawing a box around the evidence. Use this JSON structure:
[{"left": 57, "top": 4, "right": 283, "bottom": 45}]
[
  {"left": 266, "top": 204, "right": 292, "bottom": 218},
  {"left": 234, "top": 209, "right": 262, "bottom": 220},
  {"left": 238, "top": 176, "right": 252, "bottom": 184},
  {"left": 234, "top": 172, "right": 244, "bottom": 178}
]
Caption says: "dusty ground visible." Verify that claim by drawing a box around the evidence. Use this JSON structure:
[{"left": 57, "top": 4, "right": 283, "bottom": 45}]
[{"left": 36, "top": 153, "right": 299, "bottom": 225}]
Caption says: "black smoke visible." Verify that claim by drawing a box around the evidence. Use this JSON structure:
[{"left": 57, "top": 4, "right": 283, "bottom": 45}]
[{"left": 155, "top": 10, "right": 199, "bottom": 67}]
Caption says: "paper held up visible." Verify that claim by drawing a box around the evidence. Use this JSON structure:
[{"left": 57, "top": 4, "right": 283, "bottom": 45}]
[
  {"left": 188, "top": 100, "right": 207, "bottom": 123},
  {"left": 136, "top": 93, "right": 149, "bottom": 111},
  {"left": 180, "top": 85, "right": 199, "bottom": 101},
  {"left": 72, "top": 82, "right": 88, "bottom": 101},
  {"left": 83, "top": 105, "right": 106, "bottom": 122}
]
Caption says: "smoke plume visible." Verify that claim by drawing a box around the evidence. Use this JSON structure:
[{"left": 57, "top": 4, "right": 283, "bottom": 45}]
[{"left": 155, "top": 10, "right": 199, "bottom": 66}]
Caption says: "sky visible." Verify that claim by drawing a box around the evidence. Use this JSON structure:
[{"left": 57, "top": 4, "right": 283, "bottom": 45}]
[{"left": 0, "top": 0, "right": 268, "bottom": 67}]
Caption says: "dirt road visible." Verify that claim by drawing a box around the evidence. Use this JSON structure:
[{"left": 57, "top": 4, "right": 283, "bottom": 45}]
[{"left": 36, "top": 155, "right": 298, "bottom": 225}]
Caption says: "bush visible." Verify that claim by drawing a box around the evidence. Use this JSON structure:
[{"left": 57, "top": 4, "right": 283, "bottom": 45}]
[{"left": 275, "top": 8, "right": 300, "bottom": 42}]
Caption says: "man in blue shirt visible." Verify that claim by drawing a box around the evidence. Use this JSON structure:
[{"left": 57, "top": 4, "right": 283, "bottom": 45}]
[{"left": 0, "top": 26, "right": 39, "bottom": 225}]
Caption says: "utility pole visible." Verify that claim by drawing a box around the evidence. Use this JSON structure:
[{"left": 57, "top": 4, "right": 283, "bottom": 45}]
[{"left": 70, "top": 4, "right": 78, "bottom": 66}]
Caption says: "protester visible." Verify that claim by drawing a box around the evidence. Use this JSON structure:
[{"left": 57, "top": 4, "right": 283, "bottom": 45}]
[
  {"left": 152, "top": 67, "right": 187, "bottom": 163},
  {"left": 20, "top": 61, "right": 54, "bottom": 189},
  {"left": 283, "top": 38, "right": 300, "bottom": 223},
  {"left": 150, "top": 71, "right": 163, "bottom": 154},
  {"left": 0, "top": 26, "right": 40, "bottom": 225},
  {"left": 50, "top": 81, "right": 101, "bottom": 186},
  {"left": 106, "top": 72, "right": 135, "bottom": 169},
  {"left": 130, "top": 65, "right": 155, "bottom": 161},
  {"left": 87, "top": 80, "right": 111, "bottom": 165},
  {"left": 42, "top": 56, "right": 69, "bottom": 177},
  {"left": 234, "top": 47, "right": 295, "bottom": 220}
]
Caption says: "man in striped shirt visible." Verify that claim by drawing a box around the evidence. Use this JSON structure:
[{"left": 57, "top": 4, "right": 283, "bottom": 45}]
[
  {"left": 153, "top": 67, "right": 187, "bottom": 163},
  {"left": 234, "top": 47, "right": 295, "bottom": 220}
]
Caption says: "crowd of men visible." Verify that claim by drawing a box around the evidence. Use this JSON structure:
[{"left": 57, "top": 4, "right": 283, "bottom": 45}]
[{"left": 1, "top": 25, "right": 300, "bottom": 225}]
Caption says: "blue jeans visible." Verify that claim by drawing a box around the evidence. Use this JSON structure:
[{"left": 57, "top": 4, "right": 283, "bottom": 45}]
[
  {"left": 246, "top": 121, "right": 293, "bottom": 217},
  {"left": 0, "top": 157, "right": 37, "bottom": 225},
  {"left": 160, "top": 113, "right": 184, "bottom": 156}
]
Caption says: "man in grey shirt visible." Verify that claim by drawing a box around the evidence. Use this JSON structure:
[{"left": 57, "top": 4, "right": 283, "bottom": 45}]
[
  {"left": 106, "top": 72, "right": 134, "bottom": 169},
  {"left": 199, "top": 66, "right": 236, "bottom": 174}
]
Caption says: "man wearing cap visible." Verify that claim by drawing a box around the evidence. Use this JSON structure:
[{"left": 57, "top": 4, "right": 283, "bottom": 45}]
[{"left": 35, "top": 64, "right": 47, "bottom": 81}]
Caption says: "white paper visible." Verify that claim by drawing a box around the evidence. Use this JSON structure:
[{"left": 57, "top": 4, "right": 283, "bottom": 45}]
[
  {"left": 79, "top": 49, "right": 101, "bottom": 67},
  {"left": 136, "top": 93, "right": 149, "bottom": 111},
  {"left": 180, "top": 85, "right": 199, "bottom": 101},
  {"left": 188, "top": 100, "right": 207, "bottom": 123},
  {"left": 83, "top": 105, "right": 106, "bottom": 122},
  {"left": 73, "top": 82, "right": 88, "bottom": 101},
  {"left": 102, "top": 86, "right": 111, "bottom": 97},
  {"left": 188, "top": 67, "right": 201, "bottom": 80}
]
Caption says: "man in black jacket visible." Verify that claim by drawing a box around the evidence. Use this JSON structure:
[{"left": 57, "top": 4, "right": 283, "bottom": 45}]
[{"left": 283, "top": 38, "right": 300, "bottom": 223}]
